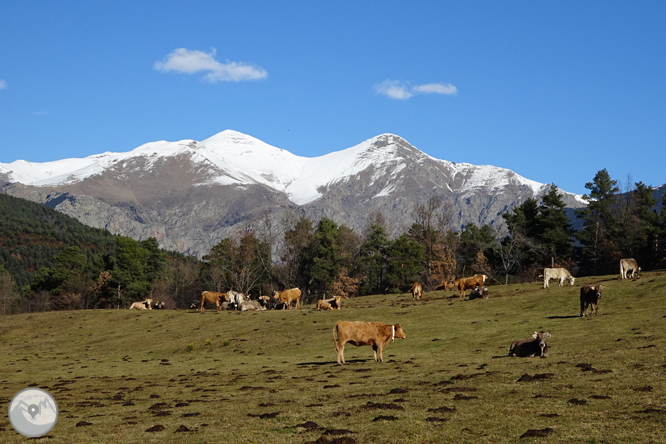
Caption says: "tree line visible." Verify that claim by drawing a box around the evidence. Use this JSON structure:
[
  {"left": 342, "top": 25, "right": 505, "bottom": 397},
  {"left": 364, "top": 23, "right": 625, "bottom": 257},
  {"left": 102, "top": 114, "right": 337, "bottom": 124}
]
[{"left": 1, "top": 169, "right": 665, "bottom": 314}]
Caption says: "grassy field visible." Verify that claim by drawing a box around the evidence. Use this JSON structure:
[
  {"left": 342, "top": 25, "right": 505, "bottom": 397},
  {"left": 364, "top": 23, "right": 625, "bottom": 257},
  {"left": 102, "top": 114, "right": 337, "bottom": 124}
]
[{"left": 1, "top": 273, "right": 666, "bottom": 443}]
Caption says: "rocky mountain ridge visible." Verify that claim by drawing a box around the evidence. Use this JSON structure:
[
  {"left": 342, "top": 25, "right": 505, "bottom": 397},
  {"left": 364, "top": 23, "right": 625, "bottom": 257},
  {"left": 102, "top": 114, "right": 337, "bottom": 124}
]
[{"left": 1, "top": 130, "right": 587, "bottom": 257}]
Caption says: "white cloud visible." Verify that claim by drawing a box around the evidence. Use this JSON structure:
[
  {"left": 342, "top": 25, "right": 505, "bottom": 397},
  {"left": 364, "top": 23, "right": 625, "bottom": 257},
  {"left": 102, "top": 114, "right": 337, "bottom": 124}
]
[
  {"left": 374, "top": 80, "right": 457, "bottom": 100},
  {"left": 0, "top": 80, "right": 7, "bottom": 91},
  {"left": 374, "top": 80, "right": 413, "bottom": 100},
  {"left": 154, "top": 48, "right": 267, "bottom": 82},
  {"left": 412, "top": 82, "right": 457, "bottom": 95}
]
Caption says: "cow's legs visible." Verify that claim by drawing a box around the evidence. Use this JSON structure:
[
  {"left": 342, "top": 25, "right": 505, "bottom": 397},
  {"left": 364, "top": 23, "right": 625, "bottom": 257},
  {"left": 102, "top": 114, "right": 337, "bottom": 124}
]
[
  {"left": 372, "top": 344, "right": 378, "bottom": 362},
  {"left": 338, "top": 342, "right": 346, "bottom": 364}
]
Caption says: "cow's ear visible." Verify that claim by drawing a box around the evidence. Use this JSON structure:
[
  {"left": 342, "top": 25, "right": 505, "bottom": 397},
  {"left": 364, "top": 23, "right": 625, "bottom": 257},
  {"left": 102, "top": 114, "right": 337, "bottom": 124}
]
[
  {"left": 532, "top": 332, "right": 538, "bottom": 338},
  {"left": 545, "top": 332, "right": 551, "bottom": 338}
]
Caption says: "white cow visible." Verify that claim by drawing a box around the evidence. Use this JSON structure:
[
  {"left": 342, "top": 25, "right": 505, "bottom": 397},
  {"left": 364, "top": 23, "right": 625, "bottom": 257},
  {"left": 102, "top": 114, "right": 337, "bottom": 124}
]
[
  {"left": 620, "top": 258, "right": 641, "bottom": 279},
  {"left": 226, "top": 291, "right": 246, "bottom": 305},
  {"left": 543, "top": 268, "right": 575, "bottom": 288},
  {"left": 239, "top": 300, "right": 266, "bottom": 311}
]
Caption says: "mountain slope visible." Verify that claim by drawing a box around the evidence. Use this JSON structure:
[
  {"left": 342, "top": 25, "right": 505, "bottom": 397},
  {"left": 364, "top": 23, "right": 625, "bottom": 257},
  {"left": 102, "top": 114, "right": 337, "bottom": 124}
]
[{"left": 1, "top": 130, "right": 587, "bottom": 257}]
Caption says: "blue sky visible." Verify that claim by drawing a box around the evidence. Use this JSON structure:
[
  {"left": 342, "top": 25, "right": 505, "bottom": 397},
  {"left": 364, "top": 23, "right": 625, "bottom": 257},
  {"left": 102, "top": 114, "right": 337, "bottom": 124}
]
[{"left": 1, "top": 1, "right": 664, "bottom": 195}]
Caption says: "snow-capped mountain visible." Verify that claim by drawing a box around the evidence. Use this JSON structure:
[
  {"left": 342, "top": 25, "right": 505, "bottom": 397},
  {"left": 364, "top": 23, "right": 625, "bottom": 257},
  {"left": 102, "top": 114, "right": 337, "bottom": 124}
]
[{"left": 0, "top": 130, "right": 586, "bottom": 257}]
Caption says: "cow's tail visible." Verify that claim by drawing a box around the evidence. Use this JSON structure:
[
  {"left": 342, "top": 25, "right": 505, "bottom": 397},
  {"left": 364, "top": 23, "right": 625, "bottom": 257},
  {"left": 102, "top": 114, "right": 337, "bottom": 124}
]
[{"left": 333, "top": 322, "right": 340, "bottom": 355}]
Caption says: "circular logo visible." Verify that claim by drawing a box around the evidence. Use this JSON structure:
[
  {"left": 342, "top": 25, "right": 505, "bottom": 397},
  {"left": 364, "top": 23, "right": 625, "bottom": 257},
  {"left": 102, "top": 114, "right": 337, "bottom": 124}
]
[{"left": 8, "top": 388, "right": 59, "bottom": 437}]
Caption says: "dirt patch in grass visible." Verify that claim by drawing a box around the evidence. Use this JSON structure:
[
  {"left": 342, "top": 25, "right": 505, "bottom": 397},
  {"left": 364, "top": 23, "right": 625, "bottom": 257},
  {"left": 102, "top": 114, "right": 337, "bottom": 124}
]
[{"left": 520, "top": 427, "right": 554, "bottom": 438}]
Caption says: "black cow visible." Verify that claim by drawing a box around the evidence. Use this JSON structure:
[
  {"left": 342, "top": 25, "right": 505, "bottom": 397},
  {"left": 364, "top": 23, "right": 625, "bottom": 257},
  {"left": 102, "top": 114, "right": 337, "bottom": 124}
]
[
  {"left": 580, "top": 285, "right": 603, "bottom": 317},
  {"left": 469, "top": 286, "right": 489, "bottom": 300},
  {"left": 509, "top": 331, "right": 551, "bottom": 358}
]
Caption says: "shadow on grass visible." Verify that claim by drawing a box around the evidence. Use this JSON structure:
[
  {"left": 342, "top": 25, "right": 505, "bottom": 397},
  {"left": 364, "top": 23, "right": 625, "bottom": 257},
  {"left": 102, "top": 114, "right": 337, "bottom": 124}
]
[
  {"left": 297, "top": 359, "right": 372, "bottom": 366},
  {"left": 545, "top": 315, "right": 580, "bottom": 319}
]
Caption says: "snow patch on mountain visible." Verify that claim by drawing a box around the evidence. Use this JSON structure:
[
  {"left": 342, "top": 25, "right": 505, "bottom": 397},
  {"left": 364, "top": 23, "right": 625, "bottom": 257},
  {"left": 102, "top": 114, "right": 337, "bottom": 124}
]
[{"left": 0, "top": 129, "right": 578, "bottom": 205}]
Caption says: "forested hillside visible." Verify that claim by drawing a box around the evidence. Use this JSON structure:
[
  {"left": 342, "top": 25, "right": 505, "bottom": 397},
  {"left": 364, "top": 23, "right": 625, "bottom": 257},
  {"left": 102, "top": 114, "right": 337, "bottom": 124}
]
[
  {"left": 0, "top": 193, "right": 199, "bottom": 314},
  {"left": 1, "top": 169, "right": 665, "bottom": 316},
  {"left": 0, "top": 193, "right": 117, "bottom": 286}
]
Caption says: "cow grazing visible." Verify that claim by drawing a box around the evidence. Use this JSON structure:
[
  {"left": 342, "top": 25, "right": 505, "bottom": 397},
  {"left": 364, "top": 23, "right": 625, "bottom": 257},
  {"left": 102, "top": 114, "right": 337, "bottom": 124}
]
[
  {"left": 333, "top": 321, "right": 406, "bottom": 364},
  {"left": 468, "top": 286, "right": 489, "bottom": 300},
  {"left": 200, "top": 291, "right": 224, "bottom": 314},
  {"left": 543, "top": 268, "right": 575, "bottom": 288},
  {"left": 451, "top": 274, "right": 487, "bottom": 298},
  {"left": 620, "top": 258, "right": 641, "bottom": 279},
  {"left": 509, "top": 331, "right": 551, "bottom": 358},
  {"left": 273, "top": 288, "right": 302, "bottom": 309},
  {"left": 129, "top": 301, "right": 150, "bottom": 310},
  {"left": 410, "top": 282, "right": 423, "bottom": 300},
  {"left": 580, "top": 285, "right": 604, "bottom": 317}
]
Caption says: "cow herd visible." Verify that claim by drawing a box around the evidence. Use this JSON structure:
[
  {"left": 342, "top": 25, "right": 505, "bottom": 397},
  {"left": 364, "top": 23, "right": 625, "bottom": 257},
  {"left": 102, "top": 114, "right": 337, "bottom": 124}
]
[{"left": 126, "top": 258, "right": 640, "bottom": 363}]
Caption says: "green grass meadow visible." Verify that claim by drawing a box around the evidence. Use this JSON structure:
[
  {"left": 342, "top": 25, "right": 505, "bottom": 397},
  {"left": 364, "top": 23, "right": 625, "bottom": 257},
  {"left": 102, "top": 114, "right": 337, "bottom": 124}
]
[{"left": 2, "top": 273, "right": 666, "bottom": 443}]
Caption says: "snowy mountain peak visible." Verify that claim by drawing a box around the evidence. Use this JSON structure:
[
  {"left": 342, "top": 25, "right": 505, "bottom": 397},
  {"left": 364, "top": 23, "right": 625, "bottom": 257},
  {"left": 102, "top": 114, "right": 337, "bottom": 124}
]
[{"left": 0, "top": 129, "right": 578, "bottom": 206}]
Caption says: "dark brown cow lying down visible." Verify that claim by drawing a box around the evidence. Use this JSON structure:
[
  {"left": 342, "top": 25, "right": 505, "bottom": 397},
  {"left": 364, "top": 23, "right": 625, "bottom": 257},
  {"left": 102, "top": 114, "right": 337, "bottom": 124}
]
[
  {"left": 509, "top": 331, "right": 551, "bottom": 358},
  {"left": 333, "top": 321, "right": 406, "bottom": 364}
]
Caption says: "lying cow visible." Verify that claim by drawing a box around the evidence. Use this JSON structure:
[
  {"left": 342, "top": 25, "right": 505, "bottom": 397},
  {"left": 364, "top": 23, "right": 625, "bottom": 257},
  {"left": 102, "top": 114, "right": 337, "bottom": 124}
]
[
  {"left": 129, "top": 301, "right": 150, "bottom": 310},
  {"left": 543, "top": 268, "right": 575, "bottom": 288},
  {"left": 317, "top": 299, "right": 332, "bottom": 310},
  {"left": 240, "top": 300, "right": 266, "bottom": 311},
  {"left": 153, "top": 301, "right": 165, "bottom": 309},
  {"left": 200, "top": 291, "right": 224, "bottom": 313},
  {"left": 468, "top": 286, "right": 489, "bottom": 300},
  {"left": 449, "top": 274, "right": 487, "bottom": 298},
  {"left": 318, "top": 295, "right": 342, "bottom": 310},
  {"left": 620, "top": 258, "right": 640, "bottom": 279},
  {"left": 410, "top": 282, "right": 423, "bottom": 300},
  {"left": 580, "top": 284, "right": 604, "bottom": 317},
  {"left": 273, "top": 288, "right": 302, "bottom": 309},
  {"left": 509, "top": 331, "right": 551, "bottom": 358},
  {"left": 333, "top": 321, "right": 406, "bottom": 364}
]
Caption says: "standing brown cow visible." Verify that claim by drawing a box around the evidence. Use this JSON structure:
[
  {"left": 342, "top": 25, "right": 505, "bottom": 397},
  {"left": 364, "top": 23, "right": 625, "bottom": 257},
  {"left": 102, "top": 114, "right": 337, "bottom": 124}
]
[
  {"left": 450, "top": 274, "right": 487, "bottom": 298},
  {"left": 580, "top": 285, "right": 604, "bottom": 317},
  {"left": 273, "top": 288, "right": 302, "bottom": 309},
  {"left": 333, "top": 321, "right": 406, "bottom": 364},
  {"left": 200, "top": 291, "right": 224, "bottom": 313},
  {"left": 410, "top": 282, "right": 423, "bottom": 300}
]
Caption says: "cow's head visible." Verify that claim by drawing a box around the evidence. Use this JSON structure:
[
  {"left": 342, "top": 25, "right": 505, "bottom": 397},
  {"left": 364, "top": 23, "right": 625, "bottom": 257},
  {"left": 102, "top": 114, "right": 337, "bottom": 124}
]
[
  {"left": 569, "top": 277, "right": 576, "bottom": 286},
  {"left": 393, "top": 324, "right": 407, "bottom": 340},
  {"left": 532, "top": 331, "right": 551, "bottom": 357},
  {"left": 591, "top": 285, "right": 604, "bottom": 302},
  {"left": 272, "top": 291, "right": 280, "bottom": 300}
]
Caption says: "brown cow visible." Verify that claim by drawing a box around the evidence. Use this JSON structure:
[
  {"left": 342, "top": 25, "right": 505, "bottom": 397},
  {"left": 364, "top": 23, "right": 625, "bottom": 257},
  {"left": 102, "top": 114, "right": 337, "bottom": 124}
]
[
  {"left": 333, "top": 321, "right": 406, "bottom": 364},
  {"left": 410, "top": 282, "right": 423, "bottom": 300},
  {"left": 129, "top": 301, "right": 150, "bottom": 310},
  {"left": 580, "top": 284, "right": 604, "bottom": 317},
  {"left": 317, "top": 300, "right": 332, "bottom": 310},
  {"left": 318, "top": 295, "right": 342, "bottom": 310},
  {"left": 509, "top": 331, "right": 551, "bottom": 358},
  {"left": 450, "top": 274, "right": 487, "bottom": 298},
  {"left": 273, "top": 288, "right": 301, "bottom": 309},
  {"left": 200, "top": 291, "right": 224, "bottom": 314}
]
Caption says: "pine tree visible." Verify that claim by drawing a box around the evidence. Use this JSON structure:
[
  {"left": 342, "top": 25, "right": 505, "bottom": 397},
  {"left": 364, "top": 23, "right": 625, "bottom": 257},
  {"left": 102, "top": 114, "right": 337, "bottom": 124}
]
[{"left": 575, "top": 169, "right": 619, "bottom": 275}]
